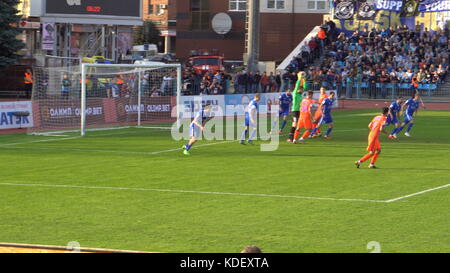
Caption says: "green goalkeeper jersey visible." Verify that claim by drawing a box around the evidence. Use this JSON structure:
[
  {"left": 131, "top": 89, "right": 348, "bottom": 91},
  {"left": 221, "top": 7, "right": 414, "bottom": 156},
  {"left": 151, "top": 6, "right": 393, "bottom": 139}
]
[{"left": 291, "top": 80, "right": 302, "bottom": 112}]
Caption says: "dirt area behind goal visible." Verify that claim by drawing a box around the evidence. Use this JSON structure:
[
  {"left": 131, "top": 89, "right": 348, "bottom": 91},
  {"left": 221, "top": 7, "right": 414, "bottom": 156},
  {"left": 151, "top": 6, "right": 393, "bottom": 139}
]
[{"left": 0, "top": 243, "right": 154, "bottom": 253}]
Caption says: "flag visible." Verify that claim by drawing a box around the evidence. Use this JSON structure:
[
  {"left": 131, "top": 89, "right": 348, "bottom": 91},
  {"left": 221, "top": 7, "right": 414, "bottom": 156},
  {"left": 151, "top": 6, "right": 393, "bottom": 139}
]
[
  {"left": 418, "top": 0, "right": 450, "bottom": 12},
  {"left": 334, "top": 0, "right": 356, "bottom": 20},
  {"left": 357, "top": 0, "right": 377, "bottom": 20},
  {"left": 401, "top": 0, "right": 420, "bottom": 17},
  {"left": 374, "top": 0, "right": 404, "bottom": 12}
]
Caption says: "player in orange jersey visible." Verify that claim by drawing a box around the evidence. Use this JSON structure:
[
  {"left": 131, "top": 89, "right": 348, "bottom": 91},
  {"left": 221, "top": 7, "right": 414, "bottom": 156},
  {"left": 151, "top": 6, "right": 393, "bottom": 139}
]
[
  {"left": 293, "top": 91, "right": 315, "bottom": 144},
  {"left": 355, "top": 107, "right": 389, "bottom": 169},
  {"left": 312, "top": 87, "right": 328, "bottom": 137}
]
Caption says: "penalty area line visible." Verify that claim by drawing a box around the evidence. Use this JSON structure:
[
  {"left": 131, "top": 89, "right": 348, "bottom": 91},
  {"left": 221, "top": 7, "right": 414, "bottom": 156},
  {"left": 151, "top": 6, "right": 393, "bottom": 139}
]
[
  {"left": 384, "top": 184, "right": 450, "bottom": 203},
  {"left": 0, "top": 136, "right": 82, "bottom": 147},
  {"left": 0, "top": 182, "right": 385, "bottom": 203},
  {"left": 0, "top": 131, "right": 149, "bottom": 147},
  {"left": 150, "top": 140, "right": 233, "bottom": 155},
  {"left": 0, "top": 140, "right": 234, "bottom": 155}
]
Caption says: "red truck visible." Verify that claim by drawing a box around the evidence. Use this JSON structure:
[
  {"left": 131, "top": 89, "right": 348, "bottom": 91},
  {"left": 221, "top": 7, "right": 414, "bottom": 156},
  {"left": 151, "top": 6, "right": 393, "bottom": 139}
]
[{"left": 186, "top": 50, "right": 225, "bottom": 74}]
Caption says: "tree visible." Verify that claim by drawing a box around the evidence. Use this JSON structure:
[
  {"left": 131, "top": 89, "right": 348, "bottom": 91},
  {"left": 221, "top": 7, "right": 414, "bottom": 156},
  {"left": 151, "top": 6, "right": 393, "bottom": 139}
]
[
  {"left": 133, "top": 20, "right": 161, "bottom": 45},
  {"left": 0, "top": 0, "right": 25, "bottom": 68}
]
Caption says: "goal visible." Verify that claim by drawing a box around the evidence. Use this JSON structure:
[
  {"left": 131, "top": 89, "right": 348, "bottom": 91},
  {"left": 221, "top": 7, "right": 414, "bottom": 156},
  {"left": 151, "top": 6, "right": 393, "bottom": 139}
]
[{"left": 28, "top": 63, "right": 182, "bottom": 136}]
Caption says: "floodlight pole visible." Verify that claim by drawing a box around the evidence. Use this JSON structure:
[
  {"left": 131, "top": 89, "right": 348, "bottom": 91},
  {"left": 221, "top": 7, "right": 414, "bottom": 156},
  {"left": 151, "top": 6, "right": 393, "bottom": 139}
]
[{"left": 246, "top": 0, "right": 260, "bottom": 73}]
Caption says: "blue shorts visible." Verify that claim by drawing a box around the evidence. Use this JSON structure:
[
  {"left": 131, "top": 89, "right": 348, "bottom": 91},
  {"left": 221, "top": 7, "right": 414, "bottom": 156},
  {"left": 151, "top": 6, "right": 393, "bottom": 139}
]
[
  {"left": 190, "top": 124, "right": 201, "bottom": 138},
  {"left": 279, "top": 108, "right": 289, "bottom": 117},
  {"left": 386, "top": 115, "right": 399, "bottom": 126},
  {"left": 404, "top": 112, "right": 414, "bottom": 123},
  {"left": 245, "top": 112, "right": 256, "bottom": 127},
  {"left": 318, "top": 115, "right": 333, "bottom": 125}
]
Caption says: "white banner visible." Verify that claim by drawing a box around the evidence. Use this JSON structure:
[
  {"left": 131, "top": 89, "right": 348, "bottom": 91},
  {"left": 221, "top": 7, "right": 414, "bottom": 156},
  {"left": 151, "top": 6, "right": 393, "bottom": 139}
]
[
  {"left": 374, "top": 0, "right": 403, "bottom": 12},
  {"left": 179, "top": 91, "right": 338, "bottom": 118},
  {"left": 42, "top": 23, "right": 56, "bottom": 51},
  {"left": 0, "top": 101, "right": 34, "bottom": 129},
  {"left": 419, "top": 0, "right": 450, "bottom": 12},
  {"left": 179, "top": 95, "right": 225, "bottom": 118}
]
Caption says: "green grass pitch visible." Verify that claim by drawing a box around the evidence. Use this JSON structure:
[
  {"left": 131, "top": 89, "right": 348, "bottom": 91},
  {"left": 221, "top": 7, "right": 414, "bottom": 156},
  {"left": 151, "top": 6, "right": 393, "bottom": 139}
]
[{"left": 0, "top": 109, "right": 449, "bottom": 253}]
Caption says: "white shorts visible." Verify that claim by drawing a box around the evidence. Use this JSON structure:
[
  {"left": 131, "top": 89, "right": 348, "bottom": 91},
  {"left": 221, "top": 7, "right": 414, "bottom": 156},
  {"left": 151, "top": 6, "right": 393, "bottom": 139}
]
[{"left": 190, "top": 124, "right": 201, "bottom": 138}]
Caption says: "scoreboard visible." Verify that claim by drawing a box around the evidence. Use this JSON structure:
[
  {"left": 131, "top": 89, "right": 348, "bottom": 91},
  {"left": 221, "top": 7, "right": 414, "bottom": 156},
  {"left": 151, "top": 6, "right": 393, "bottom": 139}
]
[{"left": 45, "top": 0, "right": 141, "bottom": 18}]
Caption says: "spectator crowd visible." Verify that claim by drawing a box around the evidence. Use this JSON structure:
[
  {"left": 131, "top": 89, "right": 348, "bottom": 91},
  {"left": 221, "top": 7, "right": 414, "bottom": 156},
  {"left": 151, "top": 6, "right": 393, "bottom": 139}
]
[
  {"left": 183, "top": 69, "right": 233, "bottom": 95},
  {"left": 316, "top": 24, "right": 449, "bottom": 98},
  {"left": 178, "top": 19, "right": 450, "bottom": 99}
]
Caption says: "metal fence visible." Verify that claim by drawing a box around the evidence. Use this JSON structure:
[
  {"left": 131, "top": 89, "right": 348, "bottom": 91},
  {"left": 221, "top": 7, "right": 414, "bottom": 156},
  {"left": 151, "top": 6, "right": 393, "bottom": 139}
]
[
  {"left": 277, "top": 80, "right": 449, "bottom": 99},
  {"left": 183, "top": 79, "right": 449, "bottom": 98}
]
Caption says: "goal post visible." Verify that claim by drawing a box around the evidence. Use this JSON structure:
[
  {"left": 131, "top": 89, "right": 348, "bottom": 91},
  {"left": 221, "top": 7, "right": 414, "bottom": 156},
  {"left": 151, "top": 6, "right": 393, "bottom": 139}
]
[
  {"left": 29, "top": 63, "right": 182, "bottom": 136},
  {"left": 81, "top": 63, "right": 182, "bottom": 136}
]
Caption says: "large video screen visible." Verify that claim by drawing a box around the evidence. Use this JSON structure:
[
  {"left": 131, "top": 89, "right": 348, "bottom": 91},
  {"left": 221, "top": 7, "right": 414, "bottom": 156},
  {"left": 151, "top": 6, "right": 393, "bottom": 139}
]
[{"left": 45, "top": 0, "right": 141, "bottom": 17}]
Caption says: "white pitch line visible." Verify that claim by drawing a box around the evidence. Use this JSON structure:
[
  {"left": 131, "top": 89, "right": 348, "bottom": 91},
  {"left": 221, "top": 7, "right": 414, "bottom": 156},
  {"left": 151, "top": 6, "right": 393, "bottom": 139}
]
[
  {"left": 0, "top": 182, "right": 385, "bottom": 203},
  {"left": 137, "top": 126, "right": 172, "bottom": 130},
  {"left": 39, "top": 134, "right": 70, "bottom": 137},
  {"left": 385, "top": 184, "right": 450, "bottom": 203},
  {"left": 0, "top": 146, "right": 158, "bottom": 155},
  {"left": 30, "top": 126, "right": 133, "bottom": 135},
  {"left": 0, "top": 136, "right": 82, "bottom": 146},
  {"left": 0, "top": 131, "right": 132, "bottom": 147},
  {"left": 0, "top": 140, "right": 234, "bottom": 155},
  {"left": 150, "top": 140, "right": 233, "bottom": 155}
]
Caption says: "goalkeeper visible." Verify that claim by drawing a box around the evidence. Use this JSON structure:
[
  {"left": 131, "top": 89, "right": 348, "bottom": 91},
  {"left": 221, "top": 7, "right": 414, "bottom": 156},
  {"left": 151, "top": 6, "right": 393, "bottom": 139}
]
[{"left": 288, "top": 72, "right": 306, "bottom": 142}]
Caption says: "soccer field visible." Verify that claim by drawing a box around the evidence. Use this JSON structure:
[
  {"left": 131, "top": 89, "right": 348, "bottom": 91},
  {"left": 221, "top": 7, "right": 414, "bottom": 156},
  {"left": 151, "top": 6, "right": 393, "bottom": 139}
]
[{"left": 0, "top": 109, "right": 449, "bottom": 253}]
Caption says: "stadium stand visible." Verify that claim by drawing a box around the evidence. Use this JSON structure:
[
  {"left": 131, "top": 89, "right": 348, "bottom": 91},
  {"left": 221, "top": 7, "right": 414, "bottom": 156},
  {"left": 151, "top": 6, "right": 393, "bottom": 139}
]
[
  {"left": 282, "top": 23, "right": 449, "bottom": 99},
  {"left": 204, "top": 20, "right": 448, "bottom": 99}
]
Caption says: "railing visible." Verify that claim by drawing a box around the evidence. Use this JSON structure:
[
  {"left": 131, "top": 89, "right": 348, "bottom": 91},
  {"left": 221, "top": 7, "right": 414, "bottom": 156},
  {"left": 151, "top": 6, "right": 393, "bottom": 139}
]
[
  {"left": 78, "top": 26, "right": 104, "bottom": 57},
  {"left": 276, "top": 26, "right": 321, "bottom": 72},
  {"left": 277, "top": 80, "right": 448, "bottom": 99},
  {"left": 182, "top": 78, "right": 449, "bottom": 98}
]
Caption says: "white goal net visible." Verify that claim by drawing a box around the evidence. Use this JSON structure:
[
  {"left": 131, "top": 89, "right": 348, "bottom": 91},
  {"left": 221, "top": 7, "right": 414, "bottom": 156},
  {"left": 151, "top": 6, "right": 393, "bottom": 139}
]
[{"left": 28, "top": 63, "right": 182, "bottom": 136}]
